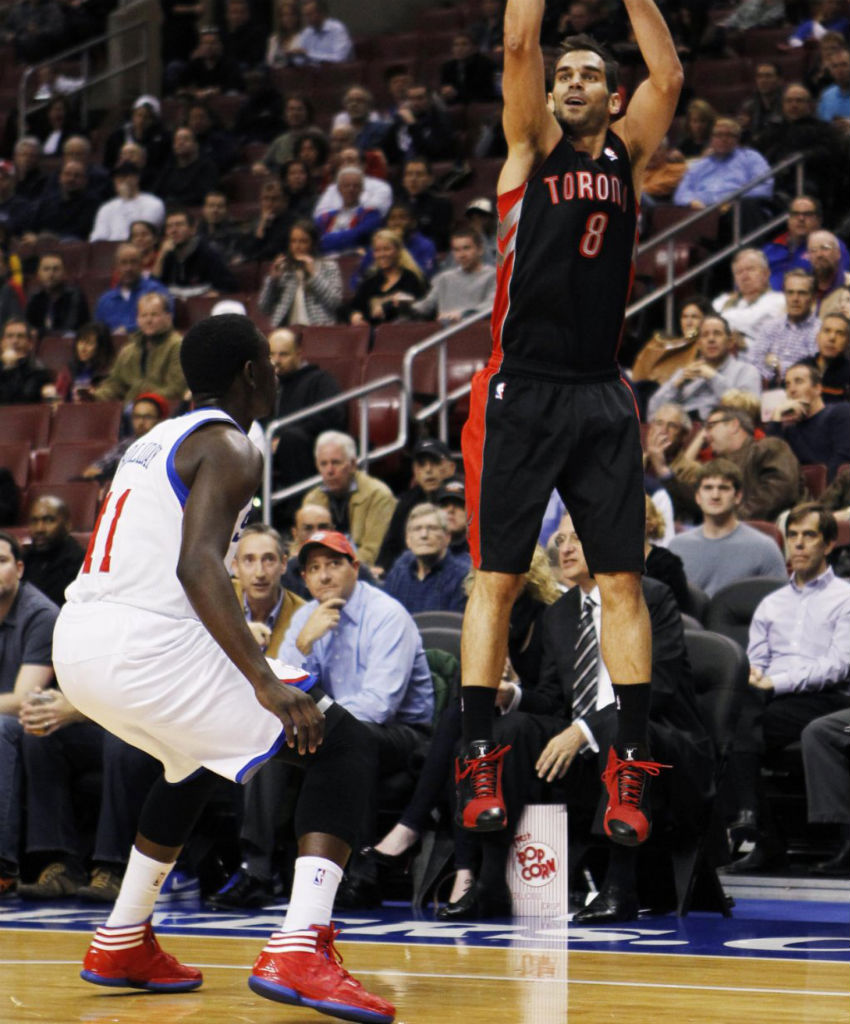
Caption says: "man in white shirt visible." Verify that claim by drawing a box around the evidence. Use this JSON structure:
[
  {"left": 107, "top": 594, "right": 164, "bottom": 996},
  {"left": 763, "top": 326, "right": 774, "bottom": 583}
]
[
  {"left": 313, "top": 147, "right": 392, "bottom": 219},
  {"left": 291, "top": 0, "right": 353, "bottom": 64},
  {"left": 712, "top": 248, "right": 786, "bottom": 344},
  {"left": 89, "top": 163, "right": 165, "bottom": 242}
]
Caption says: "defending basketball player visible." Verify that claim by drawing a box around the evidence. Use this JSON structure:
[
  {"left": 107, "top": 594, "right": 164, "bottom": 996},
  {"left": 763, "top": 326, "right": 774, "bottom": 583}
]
[
  {"left": 52, "top": 315, "right": 394, "bottom": 1023},
  {"left": 457, "top": 1, "right": 682, "bottom": 846}
]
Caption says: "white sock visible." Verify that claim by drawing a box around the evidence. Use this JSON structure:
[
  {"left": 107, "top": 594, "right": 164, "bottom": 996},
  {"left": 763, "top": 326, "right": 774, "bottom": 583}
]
[
  {"left": 264, "top": 856, "right": 342, "bottom": 955},
  {"left": 106, "top": 847, "right": 174, "bottom": 928}
]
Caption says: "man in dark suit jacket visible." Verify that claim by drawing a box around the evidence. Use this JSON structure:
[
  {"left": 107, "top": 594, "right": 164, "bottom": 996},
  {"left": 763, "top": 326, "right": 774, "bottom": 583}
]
[{"left": 454, "top": 512, "right": 714, "bottom": 923}]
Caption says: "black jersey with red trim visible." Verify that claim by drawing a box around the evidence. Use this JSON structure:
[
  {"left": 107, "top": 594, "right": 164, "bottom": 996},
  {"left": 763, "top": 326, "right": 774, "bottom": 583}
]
[{"left": 491, "top": 128, "right": 638, "bottom": 383}]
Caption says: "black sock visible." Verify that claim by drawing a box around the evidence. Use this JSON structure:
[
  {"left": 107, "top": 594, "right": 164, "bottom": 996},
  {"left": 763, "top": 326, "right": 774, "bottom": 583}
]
[
  {"left": 612, "top": 682, "right": 651, "bottom": 751},
  {"left": 603, "top": 845, "right": 637, "bottom": 892},
  {"left": 461, "top": 685, "right": 497, "bottom": 744}
]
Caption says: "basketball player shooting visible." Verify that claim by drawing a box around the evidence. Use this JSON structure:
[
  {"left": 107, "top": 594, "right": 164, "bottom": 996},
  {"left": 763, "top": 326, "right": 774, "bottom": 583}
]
[{"left": 456, "top": 0, "right": 682, "bottom": 845}]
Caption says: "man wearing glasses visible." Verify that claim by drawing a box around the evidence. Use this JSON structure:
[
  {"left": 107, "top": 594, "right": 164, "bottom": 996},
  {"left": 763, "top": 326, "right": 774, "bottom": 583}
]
[
  {"left": 805, "top": 229, "right": 850, "bottom": 318},
  {"left": 762, "top": 195, "right": 850, "bottom": 290}
]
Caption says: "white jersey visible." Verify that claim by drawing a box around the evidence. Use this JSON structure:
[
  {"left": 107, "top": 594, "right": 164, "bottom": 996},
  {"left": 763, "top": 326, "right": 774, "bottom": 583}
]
[{"left": 65, "top": 408, "right": 253, "bottom": 620}]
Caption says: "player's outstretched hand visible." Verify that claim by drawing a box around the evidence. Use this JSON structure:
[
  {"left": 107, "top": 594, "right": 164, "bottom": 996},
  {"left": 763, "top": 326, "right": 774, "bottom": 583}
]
[{"left": 256, "top": 679, "right": 325, "bottom": 754}]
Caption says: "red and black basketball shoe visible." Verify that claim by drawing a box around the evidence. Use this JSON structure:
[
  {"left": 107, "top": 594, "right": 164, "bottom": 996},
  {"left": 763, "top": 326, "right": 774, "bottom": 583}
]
[
  {"left": 249, "top": 923, "right": 395, "bottom": 1023},
  {"left": 602, "top": 745, "right": 671, "bottom": 846},
  {"left": 455, "top": 740, "right": 512, "bottom": 832},
  {"left": 80, "top": 920, "right": 203, "bottom": 991}
]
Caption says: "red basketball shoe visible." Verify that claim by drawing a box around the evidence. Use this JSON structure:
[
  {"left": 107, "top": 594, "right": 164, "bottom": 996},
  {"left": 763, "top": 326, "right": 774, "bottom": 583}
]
[
  {"left": 455, "top": 740, "right": 512, "bottom": 832},
  {"left": 602, "top": 745, "right": 671, "bottom": 846},
  {"left": 80, "top": 920, "right": 202, "bottom": 991},
  {"left": 249, "top": 923, "right": 395, "bottom": 1023}
]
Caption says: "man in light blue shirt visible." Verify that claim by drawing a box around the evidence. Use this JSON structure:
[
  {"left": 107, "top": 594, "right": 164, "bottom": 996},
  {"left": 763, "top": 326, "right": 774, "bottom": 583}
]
[
  {"left": 292, "top": 0, "right": 353, "bottom": 64},
  {"left": 673, "top": 118, "right": 772, "bottom": 233},
  {"left": 816, "top": 46, "right": 850, "bottom": 125},
  {"left": 726, "top": 504, "right": 850, "bottom": 873},
  {"left": 744, "top": 268, "right": 820, "bottom": 381},
  {"left": 280, "top": 529, "right": 433, "bottom": 907}
]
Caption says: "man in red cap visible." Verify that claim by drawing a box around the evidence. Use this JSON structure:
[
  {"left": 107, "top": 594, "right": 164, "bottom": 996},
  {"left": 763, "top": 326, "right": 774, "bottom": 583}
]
[{"left": 280, "top": 530, "right": 434, "bottom": 907}]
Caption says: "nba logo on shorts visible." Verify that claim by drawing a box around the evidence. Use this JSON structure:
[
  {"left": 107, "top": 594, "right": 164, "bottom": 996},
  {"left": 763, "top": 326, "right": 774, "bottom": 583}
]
[
  {"left": 313, "top": 868, "right": 326, "bottom": 886},
  {"left": 495, "top": 382, "right": 506, "bottom": 400}
]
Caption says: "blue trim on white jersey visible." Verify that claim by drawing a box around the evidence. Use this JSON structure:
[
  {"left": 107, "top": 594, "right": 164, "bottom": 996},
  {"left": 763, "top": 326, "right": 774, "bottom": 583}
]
[
  {"left": 165, "top": 412, "right": 238, "bottom": 507},
  {"left": 236, "top": 727, "right": 289, "bottom": 783}
]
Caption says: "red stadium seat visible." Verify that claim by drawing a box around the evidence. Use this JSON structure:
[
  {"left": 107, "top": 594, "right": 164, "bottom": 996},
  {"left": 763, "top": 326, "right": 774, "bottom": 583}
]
[
  {"left": 801, "top": 463, "right": 828, "bottom": 499},
  {"left": 299, "top": 324, "right": 371, "bottom": 362},
  {"left": 0, "top": 404, "right": 52, "bottom": 447},
  {"left": 37, "top": 335, "right": 74, "bottom": 377},
  {"left": 41, "top": 442, "right": 114, "bottom": 484},
  {"left": 49, "top": 402, "right": 123, "bottom": 444},
  {"left": 20, "top": 481, "right": 101, "bottom": 530},
  {"left": 745, "top": 519, "right": 785, "bottom": 553},
  {"left": 372, "top": 322, "right": 438, "bottom": 354},
  {"left": 0, "top": 441, "right": 32, "bottom": 490}
]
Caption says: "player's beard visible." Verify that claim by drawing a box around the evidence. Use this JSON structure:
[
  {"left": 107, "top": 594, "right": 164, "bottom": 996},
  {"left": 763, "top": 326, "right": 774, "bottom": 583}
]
[{"left": 555, "top": 99, "right": 609, "bottom": 138}]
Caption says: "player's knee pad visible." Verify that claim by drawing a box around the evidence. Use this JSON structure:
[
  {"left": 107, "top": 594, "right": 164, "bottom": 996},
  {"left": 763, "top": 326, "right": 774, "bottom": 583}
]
[{"left": 137, "top": 767, "right": 221, "bottom": 848}]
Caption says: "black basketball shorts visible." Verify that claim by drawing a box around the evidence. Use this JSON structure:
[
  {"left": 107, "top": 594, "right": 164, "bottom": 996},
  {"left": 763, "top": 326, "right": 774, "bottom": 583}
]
[{"left": 462, "top": 366, "right": 646, "bottom": 576}]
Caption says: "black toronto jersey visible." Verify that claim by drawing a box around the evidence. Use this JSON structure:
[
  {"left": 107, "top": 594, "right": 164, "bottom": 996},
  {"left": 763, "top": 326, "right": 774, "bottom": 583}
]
[{"left": 492, "top": 128, "right": 638, "bottom": 383}]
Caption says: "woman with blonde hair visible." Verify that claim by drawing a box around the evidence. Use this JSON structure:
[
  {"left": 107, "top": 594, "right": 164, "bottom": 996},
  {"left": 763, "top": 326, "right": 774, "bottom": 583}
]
[
  {"left": 644, "top": 493, "right": 690, "bottom": 612},
  {"left": 679, "top": 98, "right": 717, "bottom": 158},
  {"left": 349, "top": 228, "right": 427, "bottom": 325}
]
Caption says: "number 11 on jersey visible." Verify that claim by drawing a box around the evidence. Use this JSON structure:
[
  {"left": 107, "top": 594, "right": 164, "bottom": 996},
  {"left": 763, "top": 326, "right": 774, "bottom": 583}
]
[{"left": 82, "top": 488, "right": 131, "bottom": 574}]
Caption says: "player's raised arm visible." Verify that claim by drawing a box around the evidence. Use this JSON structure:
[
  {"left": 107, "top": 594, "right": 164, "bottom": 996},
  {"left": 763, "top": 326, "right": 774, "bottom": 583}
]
[
  {"left": 614, "top": 0, "right": 683, "bottom": 185},
  {"left": 500, "top": 0, "right": 562, "bottom": 190}
]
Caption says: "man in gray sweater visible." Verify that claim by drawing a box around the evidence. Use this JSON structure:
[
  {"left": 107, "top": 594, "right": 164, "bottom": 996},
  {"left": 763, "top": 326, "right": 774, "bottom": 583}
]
[
  {"left": 408, "top": 225, "right": 496, "bottom": 325},
  {"left": 668, "top": 458, "right": 788, "bottom": 596},
  {"left": 649, "top": 314, "right": 763, "bottom": 422}
]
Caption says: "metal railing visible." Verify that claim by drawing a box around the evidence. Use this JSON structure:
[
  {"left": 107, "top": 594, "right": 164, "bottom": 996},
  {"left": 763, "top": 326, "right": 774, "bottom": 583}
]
[
  {"left": 261, "top": 374, "right": 408, "bottom": 523},
  {"left": 18, "top": 20, "right": 150, "bottom": 138},
  {"left": 402, "top": 312, "right": 489, "bottom": 442},
  {"left": 627, "top": 152, "right": 807, "bottom": 333}
]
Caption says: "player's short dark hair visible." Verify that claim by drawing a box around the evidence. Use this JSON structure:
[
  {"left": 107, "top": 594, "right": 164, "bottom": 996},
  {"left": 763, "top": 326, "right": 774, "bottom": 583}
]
[
  {"left": 0, "top": 530, "right": 23, "bottom": 561},
  {"left": 180, "top": 314, "right": 264, "bottom": 397},
  {"left": 558, "top": 33, "right": 619, "bottom": 94},
  {"left": 786, "top": 502, "right": 837, "bottom": 544}
]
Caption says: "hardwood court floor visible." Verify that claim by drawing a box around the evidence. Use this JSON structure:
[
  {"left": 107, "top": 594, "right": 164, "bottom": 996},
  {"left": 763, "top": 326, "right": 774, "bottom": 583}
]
[{"left": 1, "top": 918, "right": 848, "bottom": 1024}]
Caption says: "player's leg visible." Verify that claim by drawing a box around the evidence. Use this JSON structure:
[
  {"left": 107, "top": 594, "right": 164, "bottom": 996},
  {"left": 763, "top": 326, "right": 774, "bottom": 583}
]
[
  {"left": 81, "top": 768, "right": 222, "bottom": 992},
  {"left": 250, "top": 702, "right": 395, "bottom": 1023},
  {"left": 561, "top": 379, "right": 662, "bottom": 846},
  {"left": 459, "top": 371, "right": 558, "bottom": 832}
]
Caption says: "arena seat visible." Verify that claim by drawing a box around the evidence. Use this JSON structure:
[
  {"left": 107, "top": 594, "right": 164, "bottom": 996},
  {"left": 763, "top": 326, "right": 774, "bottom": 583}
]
[
  {"left": 299, "top": 324, "right": 371, "bottom": 362},
  {"left": 49, "top": 401, "right": 123, "bottom": 444},
  {"left": 704, "top": 576, "right": 788, "bottom": 650},
  {"left": 372, "top": 322, "right": 437, "bottom": 354},
  {"left": 0, "top": 404, "right": 52, "bottom": 447},
  {"left": 41, "top": 442, "right": 113, "bottom": 484},
  {"left": 745, "top": 519, "right": 785, "bottom": 552},
  {"left": 801, "top": 463, "right": 828, "bottom": 499},
  {"left": 0, "top": 441, "right": 32, "bottom": 490},
  {"left": 20, "top": 481, "right": 100, "bottom": 531},
  {"left": 37, "top": 335, "right": 74, "bottom": 377},
  {"left": 87, "top": 241, "right": 121, "bottom": 274}
]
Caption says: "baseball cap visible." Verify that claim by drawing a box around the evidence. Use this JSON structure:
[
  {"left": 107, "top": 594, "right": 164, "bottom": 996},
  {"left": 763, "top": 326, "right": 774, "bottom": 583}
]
[
  {"left": 436, "top": 476, "right": 465, "bottom": 505},
  {"left": 300, "top": 530, "right": 358, "bottom": 564},
  {"left": 0, "top": 160, "right": 15, "bottom": 176},
  {"left": 413, "top": 437, "right": 451, "bottom": 461},
  {"left": 465, "top": 196, "right": 494, "bottom": 215}
]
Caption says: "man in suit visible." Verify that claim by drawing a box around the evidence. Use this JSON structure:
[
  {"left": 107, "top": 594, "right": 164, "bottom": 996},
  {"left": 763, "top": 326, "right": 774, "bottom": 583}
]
[{"left": 455, "top": 512, "right": 714, "bottom": 923}]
